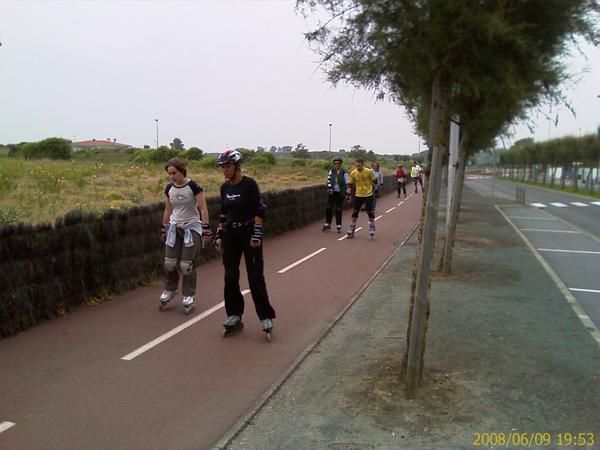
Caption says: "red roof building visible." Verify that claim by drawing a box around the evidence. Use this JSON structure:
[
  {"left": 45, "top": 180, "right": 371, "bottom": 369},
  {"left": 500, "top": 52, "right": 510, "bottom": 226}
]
[{"left": 72, "top": 138, "right": 131, "bottom": 151}]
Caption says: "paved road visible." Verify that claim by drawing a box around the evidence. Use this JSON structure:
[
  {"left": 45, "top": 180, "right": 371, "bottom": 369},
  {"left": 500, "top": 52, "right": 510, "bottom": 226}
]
[
  {"left": 466, "top": 175, "right": 600, "bottom": 237},
  {"left": 0, "top": 191, "right": 421, "bottom": 450},
  {"left": 466, "top": 176, "right": 600, "bottom": 343}
]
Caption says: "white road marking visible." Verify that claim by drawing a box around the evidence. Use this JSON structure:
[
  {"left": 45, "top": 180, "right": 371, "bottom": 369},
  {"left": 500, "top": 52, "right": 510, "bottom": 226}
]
[
  {"left": 550, "top": 202, "right": 568, "bottom": 207},
  {"left": 506, "top": 216, "right": 557, "bottom": 220},
  {"left": 570, "top": 288, "right": 600, "bottom": 293},
  {"left": 530, "top": 203, "right": 546, "bottom": 208},
  {"left": 374, "top": 215, "right": 383, "bottom": 221},
  {"left": 337, "top": 227, "right": 362, "bottom": 241},
  {"left": 497, "top": 205, "right": 600, "bottom": 350},
  {"left": 385, "top": 207, "right": 395, "bottom": 213},
  {"left": 277, "top": 247, "right": 327, "bottom": 274},
  {"left": 521, "top": 229, "right": 580, "bottom": 234},
  {"left": 397, "top": 201, "right": 405, "bottom": 206},
  {"left": 571, "top": 202, "right": 589, "bottom": 207},
  {"left": 538, "top": 248, "right": 600, "bottom": 255},
  {"left": 121, "top": 290, "right": 251, "bottom": 361},
  {"left": 0, "top": 422, "right": 15, "bottom": 434},
  {"left": 591, "top": 202, "right": 600, "bottom": 206}
]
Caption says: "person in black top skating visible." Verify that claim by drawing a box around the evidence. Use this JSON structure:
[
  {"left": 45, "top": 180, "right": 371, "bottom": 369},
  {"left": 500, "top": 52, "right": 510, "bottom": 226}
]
[{"left": 214, "top": 150, "right": 276, "bottom": 339}]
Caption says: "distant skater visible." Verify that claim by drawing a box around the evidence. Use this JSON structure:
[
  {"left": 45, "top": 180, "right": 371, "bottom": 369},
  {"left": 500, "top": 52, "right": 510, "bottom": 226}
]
[
  {"left": 322, "top": 157, "right": 349, "bottom": 233},
  {"left": 396, "top": 164, "right": 407, "bottom": 198},
  {"left": 346, "top": 158, "right": 377, "bottom": 240}
]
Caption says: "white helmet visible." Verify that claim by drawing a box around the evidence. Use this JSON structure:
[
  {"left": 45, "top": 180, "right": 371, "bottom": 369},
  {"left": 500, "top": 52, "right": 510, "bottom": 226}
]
[{"left": 217, "top": 149, "right": 242, "bottom": 165}]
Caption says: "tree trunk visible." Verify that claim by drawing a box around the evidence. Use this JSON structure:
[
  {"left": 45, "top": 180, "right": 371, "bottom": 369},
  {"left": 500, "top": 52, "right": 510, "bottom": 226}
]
[
  {"left": 573, "top": 165, "right": 578, "bottom": 191},
  {"left": 439, "top": 128, "right": 469, "bottom": 274},
  {"left": 560, "top": 166, "right": 566, "bottom": 189},
  {"left": 403, "top": 71, "right": 446, "bottom": 399}
]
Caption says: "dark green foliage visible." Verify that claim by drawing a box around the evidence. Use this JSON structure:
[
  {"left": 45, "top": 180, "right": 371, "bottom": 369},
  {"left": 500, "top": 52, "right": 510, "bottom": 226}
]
[
  {"left": 19, "top": 138, "right": 73, "bottom": 160},
  {"left": 248, "top": 152, "right": 276, "bottom": 166},
  {"left": 170, "top": 137, "right": 185, "bottom": 151},
  {"left": 131, "top": 148, "right": 181, "bottom": 163},
  {"left": 183, "top": 147, "right": 204, "bottom": 160}
]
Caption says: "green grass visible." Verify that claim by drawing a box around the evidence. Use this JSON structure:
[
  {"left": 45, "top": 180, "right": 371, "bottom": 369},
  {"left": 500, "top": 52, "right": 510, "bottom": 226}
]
[{"left": 503, "top": 177, "right": 600, "bottom": 200}]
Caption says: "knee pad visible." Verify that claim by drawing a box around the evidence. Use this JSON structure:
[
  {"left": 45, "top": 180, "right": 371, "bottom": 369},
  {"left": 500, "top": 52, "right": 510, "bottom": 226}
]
[
  {"left": 164, "top": 257, "right": 178, "bottom": 272},
  {"left": 179, "top": 260, "right": 194, "bottom": 275}
]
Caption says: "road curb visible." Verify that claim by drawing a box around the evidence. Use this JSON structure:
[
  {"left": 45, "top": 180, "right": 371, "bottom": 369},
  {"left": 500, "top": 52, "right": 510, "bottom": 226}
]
[{"left": 211, "top": 222, "right": 420, "bottom": 450}]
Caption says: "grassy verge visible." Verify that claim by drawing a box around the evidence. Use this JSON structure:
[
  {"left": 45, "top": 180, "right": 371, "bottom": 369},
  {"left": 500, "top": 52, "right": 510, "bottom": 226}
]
[
  {"left": 503, "top": 177, "right": 600, "bottom": 199},
  {"left": 0, "top": 153, "right": 366, "bottom": 224}
]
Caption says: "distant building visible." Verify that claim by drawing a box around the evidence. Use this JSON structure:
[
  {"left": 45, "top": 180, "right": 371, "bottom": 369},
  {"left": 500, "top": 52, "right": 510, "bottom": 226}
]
[{"left": 72, "top": 138, "right": 131, "bottom": 151}]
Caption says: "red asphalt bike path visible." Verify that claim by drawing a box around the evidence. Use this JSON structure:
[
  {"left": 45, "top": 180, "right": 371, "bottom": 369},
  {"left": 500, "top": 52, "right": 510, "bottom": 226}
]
[{"left": 0, "top": 190, "right": 422, "bottom": 450}]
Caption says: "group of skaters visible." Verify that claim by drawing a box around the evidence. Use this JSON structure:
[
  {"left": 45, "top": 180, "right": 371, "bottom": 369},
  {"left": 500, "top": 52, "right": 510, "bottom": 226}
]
[
  {"left": 321, "top": 158, "right": 424, "bottom": 238},
  {"left": 158, "top": 151, "right": 424, "bottom": 338}
]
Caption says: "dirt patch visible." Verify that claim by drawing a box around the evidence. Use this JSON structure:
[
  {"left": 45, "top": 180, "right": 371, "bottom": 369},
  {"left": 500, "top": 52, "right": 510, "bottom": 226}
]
[{"left": 342, "top": 356, "right": 485, "bottom": 442}]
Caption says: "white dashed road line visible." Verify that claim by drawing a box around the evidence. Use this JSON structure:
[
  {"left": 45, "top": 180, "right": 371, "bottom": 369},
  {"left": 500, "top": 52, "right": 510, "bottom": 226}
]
[
  {"left": 571, "top": 202, "right": 589, "bottom": 207},
  {"left": 337, "top": 227, "right": 362, "bottom": 241},
  {"left": 521, "top": 229, "right": 580, "bottom": 234},
  {"left": 385, "top": 207, "right": 395, "bottom": 213},
  {"left": 592, "top": 202, "right": 600, "bottom": 206},
  {"left": 538, "top": 248, "right": 600, "bottom": 255},
  {"left": 506, "top": 216, "right": 558, "bottom": 220},
  {"left": 530, "top": 203, "right": 546, "bottom": 208},
  {"left": 374, "top": 215, "right": 383, "bottom": 221},
  {"left": 550, "top": 202, "right": 568, "bottom": 207},
  {"left": 0, "top": 422, "right": 15, "bottom": 434},
  {"left": 277, "top": 247, "right": 327, "bottom": 274},
  {"left": 121, "top": 290, "right": 251, "bottom": 361}
]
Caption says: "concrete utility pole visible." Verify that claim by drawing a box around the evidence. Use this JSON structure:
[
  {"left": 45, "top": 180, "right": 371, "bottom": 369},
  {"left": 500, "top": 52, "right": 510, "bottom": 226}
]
[
  {"left": 446, "top": 116, "right": 460, "bottom": 229},
  {"left": 155, "top": 119, "right": 159, "bottom": 150}
]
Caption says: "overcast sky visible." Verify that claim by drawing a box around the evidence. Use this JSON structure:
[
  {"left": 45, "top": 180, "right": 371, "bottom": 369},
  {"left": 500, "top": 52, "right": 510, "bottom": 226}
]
[{"left": 1, "top": 1, "right": 599, "bottom": 155}]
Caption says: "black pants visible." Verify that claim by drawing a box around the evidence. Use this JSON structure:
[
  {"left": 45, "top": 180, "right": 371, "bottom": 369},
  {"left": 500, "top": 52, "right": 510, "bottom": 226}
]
[
  {"left": 325, "top": 191, "right": 344, "bottom": 226},
  {"left": 222, "top": 226, "right": 276, "bottom": 320},
  {"left": 352, "top": 195, "right": 375, "bottom": 220},
  {"left": 414, "top": 176, "right": 423, "bottom": 192},
  {"left": 397, "top": 182, "right": 406, "bottom": 196}
]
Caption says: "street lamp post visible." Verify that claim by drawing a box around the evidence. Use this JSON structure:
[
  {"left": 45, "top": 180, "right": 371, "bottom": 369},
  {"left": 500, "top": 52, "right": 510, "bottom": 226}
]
[
  {"left": 155, "top": 118, "right": 159, "bottom": 150},
  {"left": 328, "top": 123, "right": 332, "bottom": 152}
]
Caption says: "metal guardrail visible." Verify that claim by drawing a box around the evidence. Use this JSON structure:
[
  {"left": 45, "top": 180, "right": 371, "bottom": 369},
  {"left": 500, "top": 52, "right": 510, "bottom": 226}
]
[{"left": 516, "top": 186, "right": 526, "bottom": 204}]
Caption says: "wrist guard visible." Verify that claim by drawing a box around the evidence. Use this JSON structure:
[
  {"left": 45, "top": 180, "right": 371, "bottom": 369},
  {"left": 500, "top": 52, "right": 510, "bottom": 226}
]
[
  {"left": 201, "top": 223, "right": 212, "bottom": 237},
  {"left": 215, "top": 228, "right": 224, "bottom": 240},
  {"left": 251, "top": 224, "right": 263, "bottom": 242}
]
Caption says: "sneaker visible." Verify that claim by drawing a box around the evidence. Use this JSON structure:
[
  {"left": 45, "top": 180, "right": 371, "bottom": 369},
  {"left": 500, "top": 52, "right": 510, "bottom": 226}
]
[
  {"left": 261, "top": 318, "right": 273, "bottom": 331},
  {"left": 182, "top": 296, "right": 194, "bottom": 306},
  {"left": 223, "top": 315, "right": 241, "bottom": 327},
  {"left": 160, "top": 290, "right": 176, "bottom": 303},
  {"left": 321, "top": 223, "right": 331, "bottom": 232}
]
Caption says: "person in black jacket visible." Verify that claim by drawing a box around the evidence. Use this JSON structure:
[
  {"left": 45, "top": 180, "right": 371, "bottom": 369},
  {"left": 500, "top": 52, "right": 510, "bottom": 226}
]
[
  {"left": 322, "top": 157, "right": 349, "bottom": 233},
  {"left": 214, "top": 150, "right": 276, "bottom": 338}
]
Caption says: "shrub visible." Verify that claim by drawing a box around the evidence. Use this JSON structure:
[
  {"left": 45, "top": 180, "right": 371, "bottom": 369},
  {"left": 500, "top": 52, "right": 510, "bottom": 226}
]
[
  {"left": 195, "top": 157, "right": 218, "bottom": 169},
  {"left": 309, "top": 160, "right": 330, "bottom": 170},
  {"left": 183, "top": 147, "right": 204, "bottom": 160},
  {"left": 20, "top": 138, "right": 73, "bottom": 160},
  {"left": 249, "top": 152, "right": 276, "bottom": 166},
  {"left": 132, "top": 148, "right": 180, "bottom": 164},
  {"left": 290, "top": 158, "right": 307, "bottom": 167}
]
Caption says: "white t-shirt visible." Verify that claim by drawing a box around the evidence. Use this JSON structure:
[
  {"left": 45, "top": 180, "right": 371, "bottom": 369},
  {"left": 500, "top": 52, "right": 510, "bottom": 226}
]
[{"left": 164, "top": 179, "right": 203, "bottom": 224}]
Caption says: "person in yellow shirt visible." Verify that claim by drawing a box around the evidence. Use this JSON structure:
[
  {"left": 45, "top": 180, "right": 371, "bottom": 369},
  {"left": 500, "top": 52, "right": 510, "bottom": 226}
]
[
  {"left": 345, "top": 158, "right": 376, "bottom": 239},
  {"left": 410, "top": 160, "right": 424, "bottom": 193}
]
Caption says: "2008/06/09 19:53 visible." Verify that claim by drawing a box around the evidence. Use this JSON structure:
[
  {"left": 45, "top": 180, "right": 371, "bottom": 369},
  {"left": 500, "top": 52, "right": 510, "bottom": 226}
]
[{"left": 473, "top": 431, "right": 596, "bottom": 447}]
